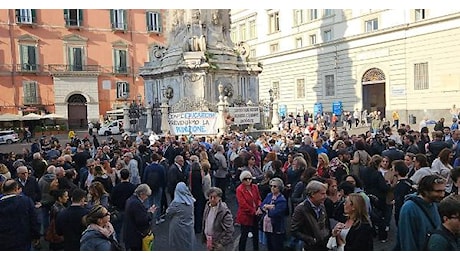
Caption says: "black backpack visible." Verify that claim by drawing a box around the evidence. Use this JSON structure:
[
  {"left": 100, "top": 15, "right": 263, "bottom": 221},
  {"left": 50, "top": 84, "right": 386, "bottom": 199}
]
[{"left": 208, "top": 151, "right": 219, "bottom": 171}]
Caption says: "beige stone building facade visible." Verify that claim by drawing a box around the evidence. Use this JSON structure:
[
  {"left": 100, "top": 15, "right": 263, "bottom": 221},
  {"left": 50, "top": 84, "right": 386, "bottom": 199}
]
[{"left": 230, "top": 9, "right": 460, "bottom": 124}]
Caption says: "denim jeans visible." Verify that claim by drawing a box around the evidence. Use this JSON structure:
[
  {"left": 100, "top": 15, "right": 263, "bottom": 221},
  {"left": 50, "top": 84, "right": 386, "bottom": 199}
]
[{"left": 147, "top": 187, "right": 163, "bottom": 221}]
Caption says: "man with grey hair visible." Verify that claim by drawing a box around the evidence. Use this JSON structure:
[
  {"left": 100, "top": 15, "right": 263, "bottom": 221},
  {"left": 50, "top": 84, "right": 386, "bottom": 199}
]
[
  {"left": 214, "top": 144, "right": 228, "bottom": 202},
  {"left": 291, "top": 180, "right": 331, "bottom": 251},
  {"left": 167, "top": 155, "right": 185, "bottom": 200},
  {"left": 38, "top": 165, "right": 57, "bottom": 236},
  {"left": 123, "top": 152, "right": 140, "bottom": 185},
  {"left": 298, "top": 135, "right": 318, "bottom": 167},
  {"left": 31, "top": 152, "right": 47, "bottom": 180},
  {"left": 124, "top": 183, "right": 157, "bottom": 251}
]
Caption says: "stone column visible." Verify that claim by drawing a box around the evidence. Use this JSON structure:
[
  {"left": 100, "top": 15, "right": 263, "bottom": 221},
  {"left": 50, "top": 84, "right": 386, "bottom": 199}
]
[
  {"left": 271, "top": 100, "right": 280, "bottom": 132},
  {"left": 123, "top": 103, "right": 131, "bottom": 135},
  {"left": 146, "top": 104, "right": 152, "bottom": 134},
  {"left": 160, "top": 101, "right": 170, "bottom": 135}
]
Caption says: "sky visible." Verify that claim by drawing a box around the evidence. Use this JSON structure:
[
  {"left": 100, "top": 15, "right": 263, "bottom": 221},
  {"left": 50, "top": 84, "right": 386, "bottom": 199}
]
[{"left": 0, "top": 0, "right": 448, "bottom": 10}]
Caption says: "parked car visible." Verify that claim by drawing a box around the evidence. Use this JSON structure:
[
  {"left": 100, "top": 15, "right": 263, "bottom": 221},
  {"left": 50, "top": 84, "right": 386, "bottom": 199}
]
[
  {"left": 98, "top": 120, "right": 124, "bottom": 136},
  {"left": 0, "top": 130, "right": 20, "bottom": 144}
]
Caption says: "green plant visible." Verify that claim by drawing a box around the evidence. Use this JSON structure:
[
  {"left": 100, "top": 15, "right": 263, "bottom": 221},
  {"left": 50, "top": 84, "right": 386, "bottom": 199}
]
[{"left": 204, "top": 51, "right": 219, "bottom": 71}]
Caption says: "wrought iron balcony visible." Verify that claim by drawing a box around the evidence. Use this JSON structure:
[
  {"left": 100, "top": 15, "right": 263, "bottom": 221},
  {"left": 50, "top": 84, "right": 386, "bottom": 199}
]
[
  {"left": 65, "top": 19, "right": 83, "bottom": 28},
  {"left": 113, "top": 66, "right": 130, "bottom": 74},
  {"left": 16, "top": 64, "right": 41, "bottom": 73},
  {"left": 16, "top": 15, "right": 37, "bottom": 25},
  {"left": 47, "top": 64, "right": 101, "bottom": 76},
  {"left": 112, "top": 22, "right": 128, "bottom": 31},
  {"left": 23, "top": 96, "right": 42, "bottom": 105}
]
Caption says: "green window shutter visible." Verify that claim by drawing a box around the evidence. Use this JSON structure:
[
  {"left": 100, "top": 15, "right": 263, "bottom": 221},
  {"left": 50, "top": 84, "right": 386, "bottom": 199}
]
[
  {"left": 64, "top": 9, "right": 69, "bottom": 25},
  {"left": 126, "top": 82, "right": 130, "bottom": 96},
  {"left": 78, "top": 9, "right": 83, "bottom": 24},
  {"left": 113, "top": 49, "right": 118, "bottom": 70},
  {"left": 146, "top": 11, "right": 150, "bottom": 31},
  {"left": 23, "top": 82, "right": 30, "bottom": 97},
  {"left": 123, "top": 9, "right": 127, "bottom": 30},
  {"left": 31, "top": 9, "right": 36, "bottom": 23},
  {"left": 28, "top": 46, "right": 36, "bottom": 66},
  {"left": 15, "top": 9, "right": 20, "bottom": 22},
  {"left": 110, "top": 9, "right": 114, "bottom": 29},
  {"left": 158, "top": 13, "right": 162, "bottom": 32}
]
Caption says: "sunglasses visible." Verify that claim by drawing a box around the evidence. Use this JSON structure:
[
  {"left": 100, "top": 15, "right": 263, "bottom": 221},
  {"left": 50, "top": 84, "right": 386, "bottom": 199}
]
[
  {"left": 102, "top": 212, "right": 111, "bottom": 217},
  {"left": 243, "top": 178, "right": 252, "bottom": 181},
  {"left": 432, "top": 178, "right": 446, "bottom": 185},
  {"left": 270, "top": 185, "right": 278, "bottom": 188}
]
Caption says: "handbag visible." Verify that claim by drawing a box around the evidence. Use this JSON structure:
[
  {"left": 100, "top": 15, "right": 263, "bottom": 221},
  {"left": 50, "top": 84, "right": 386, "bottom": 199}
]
[
  {"left": 45, "top": 219, "right": 64, "bottom": 243},
  {"left": 142, "top": 231, "right": 155, "bottom": 251}
]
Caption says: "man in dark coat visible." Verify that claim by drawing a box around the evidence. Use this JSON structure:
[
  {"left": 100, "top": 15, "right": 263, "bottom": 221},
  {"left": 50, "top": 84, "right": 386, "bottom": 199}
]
[
  {"left": 167, "top": 155, "right": 185, "bottom": 200},
  {"left": 73, "top": 144, "right": 91, "bottom": 174},
  {"left": 15, "top": 166, "right": 41, "bottom": 205},
  {"left": 143, "top": 153, "right": 166, "bottom": 224},
  {"left": 291, "top": 180, "right": 331, "bottom": 251},
  {"left": 110, "top": 169, "right": 137, "bottom": 242},
  {"left": 124, "top": 184, "right": 156, "bottom": 251},
  {"left": 381, "top": 139, "right": 405, "bottom": 163},
  {"left": 0, "top": 179, "right": 41, "bottom": 250},
  {"left": 55, "top": 188, "right": 89, "bottom": 251}
]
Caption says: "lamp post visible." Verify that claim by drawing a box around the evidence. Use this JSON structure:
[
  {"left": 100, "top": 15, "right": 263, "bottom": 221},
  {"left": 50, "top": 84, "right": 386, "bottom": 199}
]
[{"left": 247, "top": 99, "right": 254, "bottom": 131}]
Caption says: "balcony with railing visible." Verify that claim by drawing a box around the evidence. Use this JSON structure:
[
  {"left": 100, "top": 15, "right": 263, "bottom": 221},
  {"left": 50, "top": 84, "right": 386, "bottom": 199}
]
[
  {"left": 23, "top": 96, "right": 42, "bottom": 105},
  {"left": 16, "top": 64, "right": 41, "bottom": 74},
  {"left": 112, "top": 22, "right": 128, "bottom": 31},
  {"left": 47, "top": 64, "right": 101, "bottom": 76},
  {"left": 113, "top": 66, "right": 130, "bottom": 74},
  {"left": 16, "top": 15, "right": 37, "bottom": 25},
  {"left": 65, "top": 19, "right": 83, "bottom": 28}
]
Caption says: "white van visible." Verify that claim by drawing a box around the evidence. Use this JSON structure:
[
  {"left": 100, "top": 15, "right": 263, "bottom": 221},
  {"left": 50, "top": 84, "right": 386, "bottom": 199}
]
[{"left": 98, "top": 120, "right": 124, "bottom": 136}]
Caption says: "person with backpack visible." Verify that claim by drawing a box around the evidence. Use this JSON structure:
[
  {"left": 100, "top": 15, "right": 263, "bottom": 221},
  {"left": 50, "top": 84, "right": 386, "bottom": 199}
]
[
  {"left": 426, "top": 194, "right": 460, "bottom": 250},
  {"left": 394, "top": 175, "right": 446, "bottom": 250},
  {"left": 392, "top": 159, "right": 416, "bottom": 227}
]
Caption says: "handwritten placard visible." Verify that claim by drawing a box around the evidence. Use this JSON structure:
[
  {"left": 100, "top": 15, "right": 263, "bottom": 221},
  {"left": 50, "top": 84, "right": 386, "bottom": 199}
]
[{"left": 168, "top": 112, "right": 218, "bottom": 135}]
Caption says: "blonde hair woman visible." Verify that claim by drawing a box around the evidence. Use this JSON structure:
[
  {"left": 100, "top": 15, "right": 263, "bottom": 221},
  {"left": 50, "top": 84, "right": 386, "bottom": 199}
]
[
  {"left": 317, "top": 153, "right": 330, "bottom": 178},
  {"left": 331, "top": 193, "right": 374, "bottom": 251}
]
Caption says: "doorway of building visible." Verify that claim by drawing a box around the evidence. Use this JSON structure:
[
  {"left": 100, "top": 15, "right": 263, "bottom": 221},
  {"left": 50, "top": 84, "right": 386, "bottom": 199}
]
[
  {"left": 362, "top": 68, "right": 386, "bottom": 119},
  {"left": 67, "top": 94, "right": 87, "bottom": 129}
]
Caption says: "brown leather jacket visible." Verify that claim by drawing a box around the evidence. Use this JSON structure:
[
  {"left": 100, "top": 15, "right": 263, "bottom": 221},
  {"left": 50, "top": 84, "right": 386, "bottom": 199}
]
[{"left": 290, "top": 199, "right": 331, "bottom": 251}]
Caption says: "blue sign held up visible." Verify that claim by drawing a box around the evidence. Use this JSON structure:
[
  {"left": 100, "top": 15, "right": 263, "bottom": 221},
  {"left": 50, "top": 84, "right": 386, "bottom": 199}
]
[
  {"left": 314, "top": 103, "right": 323, "bottom": 117},
  {"left": 332, "top": 101, "right": 343, "bottom": 116},
  {"left": 279, "top": 105, "right": 287, "bottom": 118}
]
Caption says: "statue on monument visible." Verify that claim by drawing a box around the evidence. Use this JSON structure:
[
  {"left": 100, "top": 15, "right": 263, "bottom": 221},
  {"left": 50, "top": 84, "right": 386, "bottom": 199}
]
[{"left": 166, "top": 9, "right": 233, "bottom": 52}]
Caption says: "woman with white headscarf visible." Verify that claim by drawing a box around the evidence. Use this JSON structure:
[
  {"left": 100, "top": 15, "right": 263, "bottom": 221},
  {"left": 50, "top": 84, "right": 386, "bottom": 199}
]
[{"left": 166, "top": 182, "right": 196, "bottom": 250}]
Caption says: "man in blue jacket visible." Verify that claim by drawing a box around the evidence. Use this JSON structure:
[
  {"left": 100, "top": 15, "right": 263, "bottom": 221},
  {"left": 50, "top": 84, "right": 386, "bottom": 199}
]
[
  {"left": 395, "top": 175, "right": 446, "bottom": 250},
  {"left": 0, "top": 179, "right": 41, "bottom": 250}
]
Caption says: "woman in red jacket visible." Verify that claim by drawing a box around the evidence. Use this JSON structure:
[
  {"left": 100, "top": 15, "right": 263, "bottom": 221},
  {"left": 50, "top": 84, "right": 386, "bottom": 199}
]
[{"left": 236, "top": 170, "right": 262, "bottom": 251}]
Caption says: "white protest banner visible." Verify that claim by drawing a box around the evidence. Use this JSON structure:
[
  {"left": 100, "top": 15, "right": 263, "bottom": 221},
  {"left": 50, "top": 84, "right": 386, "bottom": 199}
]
[
  {"left": 168, "top": 112, "right": 218, "bottom": 135},
  {"left": 228, "top": 106, "right": 260, "bottom": 124}
]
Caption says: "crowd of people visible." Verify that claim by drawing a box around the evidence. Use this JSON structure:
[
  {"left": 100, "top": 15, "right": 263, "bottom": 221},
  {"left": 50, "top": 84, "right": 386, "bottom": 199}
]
[{"left": 0, "top": 110, "right": 459, "bottom": 251}]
